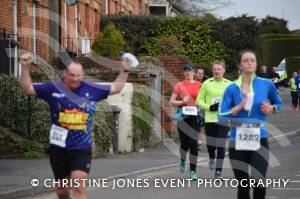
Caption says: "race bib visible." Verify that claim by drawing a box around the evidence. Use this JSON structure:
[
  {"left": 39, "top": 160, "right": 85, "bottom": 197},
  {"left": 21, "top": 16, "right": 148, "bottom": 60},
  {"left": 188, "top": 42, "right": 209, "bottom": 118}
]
[
  {"left": 235, "top": 126, "right": 260, "bottom": 151},
  {"left": 50, "top": 124, "right": 68, "bottom": 148},
  {"left": 244, "top": 93, "right": 254, "bottom": 111},
  {"left": 182, "top": 106, "right": 197, "bottom": 116},
  {"left": 211, "top": 97, "right": 221, "bottom": 105}
]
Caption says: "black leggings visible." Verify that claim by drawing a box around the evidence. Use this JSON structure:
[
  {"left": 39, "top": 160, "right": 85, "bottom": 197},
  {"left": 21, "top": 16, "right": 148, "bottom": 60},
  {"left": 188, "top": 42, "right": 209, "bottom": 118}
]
[
  {"left": 291, "top": 91, "right": 298, "bottom": 108},
  {"left": 177, "top": 116, "right": 200, "bottom": 171},
  {"left": 229, "top": 139, "right": 269, "bottom": 199},
  {"left": 205, "top": 123, "right": 229, "bottom": 172}
]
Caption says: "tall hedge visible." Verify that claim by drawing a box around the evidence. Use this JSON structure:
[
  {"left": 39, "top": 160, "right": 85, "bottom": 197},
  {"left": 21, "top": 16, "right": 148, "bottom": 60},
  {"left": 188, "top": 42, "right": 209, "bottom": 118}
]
[
  {"left": 257, "top": 35, "right": 300, "bottom": 67},
  {"left": 0, "top": 75, "right": 114, "bottom": 157},
  {"left": 286, "top": 57, "right": 300, "bottom": 77},
  {"left": 0, "top": 75, "right": 50, "bottom": 145},
  {"left": 208, "top": 15, "right": 259, "bottom": 70},
  {"left": 142, "top": 17, "right": 228, "bottom": 65},
  {"left": 256, "top": 34, "right": 300, "bottom": 66},
  {"left": 131, "top": 84, "right": 153, "bottom": 150},
  {"left": 101, "top": 16, "right": 158, "bottom": 55},
  {"left": 258, "top": 16, "right": 289, "bottom": 34},
  {"left": 100, "top": 15, "right": 290, "bottom": 71},
  {"left": 92, "top": 23, "right": 129, "bottom": 57},
  {"left": 92, "top": 101, "right": 113, "bottom": 157}
]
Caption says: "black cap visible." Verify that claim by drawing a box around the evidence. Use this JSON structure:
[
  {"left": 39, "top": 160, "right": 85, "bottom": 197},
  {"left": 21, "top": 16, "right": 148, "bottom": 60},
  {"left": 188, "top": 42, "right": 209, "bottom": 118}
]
[{"left": 183, "top": 63, "right": 195, "bottom": 70}]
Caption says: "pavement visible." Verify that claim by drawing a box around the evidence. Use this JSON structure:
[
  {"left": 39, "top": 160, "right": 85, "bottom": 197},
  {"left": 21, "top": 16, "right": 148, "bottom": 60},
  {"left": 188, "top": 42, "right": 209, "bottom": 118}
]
[{"left": 0, "top": 87, "right": 300, "bottom": 199}]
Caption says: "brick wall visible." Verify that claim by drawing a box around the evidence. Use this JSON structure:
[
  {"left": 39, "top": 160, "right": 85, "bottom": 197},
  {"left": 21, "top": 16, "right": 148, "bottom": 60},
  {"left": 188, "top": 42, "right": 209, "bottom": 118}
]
[
  {"left": 0, "top": 0, "right": 52, "bottom": 62},
  {"left": 158, "top": 56, "right": 192, "bottom": 135},
  {"left": 60, "top": 0, "right": 102, "bottom": 53},
  {"left": 0, "top": 0, "right": 14, "bottom": 33},
  {"left": 51, "top": 56, "right": 150, "bottom": 85},
  {"left": 16, "top": 0, "right": 50, "bottom": 62},
  {"left": 107, "top": 0, "right": 150, "bottom": 15}
]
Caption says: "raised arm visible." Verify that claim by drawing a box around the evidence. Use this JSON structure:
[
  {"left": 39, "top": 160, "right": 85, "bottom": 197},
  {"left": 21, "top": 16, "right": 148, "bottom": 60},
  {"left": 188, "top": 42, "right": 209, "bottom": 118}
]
[
  {"left": 20, "top": 53, "right": 36, "bottom": 96},
  {"left": 109, "top": 57, "right": 132, "bottom": 95}
]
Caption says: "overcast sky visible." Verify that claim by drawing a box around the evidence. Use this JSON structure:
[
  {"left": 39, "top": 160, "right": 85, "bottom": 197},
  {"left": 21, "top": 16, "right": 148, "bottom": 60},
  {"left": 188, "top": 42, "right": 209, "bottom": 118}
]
[{"left": 213, "top": 0, "right": 300, "bottom": 30}]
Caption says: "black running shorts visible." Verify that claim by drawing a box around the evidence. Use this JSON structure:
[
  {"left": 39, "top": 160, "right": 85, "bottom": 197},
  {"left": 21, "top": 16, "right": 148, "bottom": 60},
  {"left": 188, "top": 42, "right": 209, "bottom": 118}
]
[{"left": 49, "top": 145, "right": 92, "bottom": 180}]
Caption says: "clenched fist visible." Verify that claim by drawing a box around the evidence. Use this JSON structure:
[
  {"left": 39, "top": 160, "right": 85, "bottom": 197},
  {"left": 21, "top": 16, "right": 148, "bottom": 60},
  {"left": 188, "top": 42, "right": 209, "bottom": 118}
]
[{"left": 20, "top": 53, "right": 32, "bottom": 66}]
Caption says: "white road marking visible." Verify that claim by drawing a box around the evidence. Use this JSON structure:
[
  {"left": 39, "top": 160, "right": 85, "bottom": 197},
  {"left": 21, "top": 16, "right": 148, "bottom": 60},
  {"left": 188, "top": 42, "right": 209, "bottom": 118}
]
[
  {"left": 271, "top": 188, "right": 300, "bottom": 191},
  {"left": 289, "top": 180, "right": 300, "bottom": 183}
]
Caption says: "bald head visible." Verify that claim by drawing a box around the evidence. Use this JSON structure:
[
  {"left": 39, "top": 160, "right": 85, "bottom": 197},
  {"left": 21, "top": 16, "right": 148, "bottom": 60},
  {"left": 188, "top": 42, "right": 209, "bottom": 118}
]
[
  {"left": 66, "top": 62, "right": 84, "bottom": 74},
  {"left": 63, "top": 62, "right": 84, "bottom": 90}
]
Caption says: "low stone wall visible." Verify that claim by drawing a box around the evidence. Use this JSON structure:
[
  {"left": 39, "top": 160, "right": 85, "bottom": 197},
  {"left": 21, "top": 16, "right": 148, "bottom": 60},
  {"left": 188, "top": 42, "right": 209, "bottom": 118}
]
[{"left": 104, "top": 83, "right": 134, "bottom": 153}]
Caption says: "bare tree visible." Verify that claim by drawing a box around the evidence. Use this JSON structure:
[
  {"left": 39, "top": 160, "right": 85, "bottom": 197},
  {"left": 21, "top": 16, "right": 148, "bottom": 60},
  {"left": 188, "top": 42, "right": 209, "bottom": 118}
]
[{"left": 168, "top": 0, "right": 232, "bottom": 16}]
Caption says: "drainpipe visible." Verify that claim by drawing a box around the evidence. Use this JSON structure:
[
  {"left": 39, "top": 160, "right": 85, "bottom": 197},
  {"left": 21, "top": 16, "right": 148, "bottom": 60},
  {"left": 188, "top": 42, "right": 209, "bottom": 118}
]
[
  {"left": 13, "top": 0, "right": 18, "bottom": 77},
  {"left": 165, "top": 0, "right": 169, "bottom": 16},
  {"left": 64, "top": 1, "right": 67, "bottom": 48},
  {"left": 75, "top": 4, "right": 79, "bottom": 55},
  {"left": 105, "top": 0, "right": 108, "bottom": 15},
  {"left": 141, "top": 0, "right": 145, "bottom": 15},
  {"left": 32, "top": 1, "right": 36, "bottom": 56}
]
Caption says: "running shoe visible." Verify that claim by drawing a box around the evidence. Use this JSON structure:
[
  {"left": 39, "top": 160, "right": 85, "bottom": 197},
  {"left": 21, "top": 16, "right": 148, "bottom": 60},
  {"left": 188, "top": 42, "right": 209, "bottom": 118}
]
[
  {"left": 179, "top": 160, "right": 187, "bottom": 173},
  {"left": 189, "top": 171, "right": 198, "bottom": 181},
  {"left": 215, "top": 171, "right": 224, "bottom": 181}
]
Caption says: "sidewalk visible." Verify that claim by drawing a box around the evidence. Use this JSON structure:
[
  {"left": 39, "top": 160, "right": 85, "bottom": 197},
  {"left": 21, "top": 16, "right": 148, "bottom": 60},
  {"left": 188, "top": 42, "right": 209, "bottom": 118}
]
[
  {"left": 1, "top": 88, "right": 300, "bottom": 199},
  {"left": 0, "top": 144, "right": 206, "bottom": 199}
]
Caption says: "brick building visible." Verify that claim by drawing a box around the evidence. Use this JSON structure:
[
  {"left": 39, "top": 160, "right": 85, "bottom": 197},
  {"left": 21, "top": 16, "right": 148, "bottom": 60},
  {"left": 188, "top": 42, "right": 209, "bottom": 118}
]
[
  {"left": 0, "top": 0, "right": 150, "bottom": 76},
  {"left": 104, "top": 0, "right": 150, "bottom": 15}
]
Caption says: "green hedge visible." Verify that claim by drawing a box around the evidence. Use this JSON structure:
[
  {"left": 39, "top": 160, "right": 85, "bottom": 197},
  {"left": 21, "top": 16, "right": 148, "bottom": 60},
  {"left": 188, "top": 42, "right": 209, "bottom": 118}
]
[
  {"left": 92, "top": 23, "right": 130, "bottom": 57},
  {"left": 256, "top": 34, "right": 300, "bottom": 64},
  {"left": 258, "top": 34, "right": 300, "bottom": 40},
  {"left": 208, "top": 15, "right": 259, "bottom": 70},
  {"left": 286, "top": 57, "right": 300, "bottom": 77},
  {"left": 0, "top": 75, "right": 51, "bottom": 144},
  {"left": 132, "top": 84, "right": 153, "bottom": 150},
  {"left": 101, "top": 16, "right": 158, "bottom": 55},
  {"left": 101, "top": 16, "right": 227, "bottom": 65},
  {"left": 258, "top": 16, "right": 289, "bottom": 34},
  {"left": 92, "top": 101, "right": 113, "bottom": 157},
  {"left": 0, "top": 127, "right": 46, "bottom": 159},
  {"left": 142, "top": 17, "right": 228, "bottom": 65},
  {"left": 0, "top": 75, "right": 113, "bottom": 157},
  {"left": 259, "top": 36, "right": 300, "bottom": 67}
]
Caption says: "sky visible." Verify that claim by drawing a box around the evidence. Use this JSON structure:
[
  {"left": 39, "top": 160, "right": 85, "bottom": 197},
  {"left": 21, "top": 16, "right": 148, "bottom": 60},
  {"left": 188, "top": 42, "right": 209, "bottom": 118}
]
[{"left": 213, "top": 0, "right": 300, "bottom": 30}]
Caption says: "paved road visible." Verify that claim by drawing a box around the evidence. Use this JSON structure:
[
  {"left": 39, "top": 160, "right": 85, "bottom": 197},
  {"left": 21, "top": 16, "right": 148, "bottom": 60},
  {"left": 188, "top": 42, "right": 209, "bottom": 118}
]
[
  {"left": 36, "top": 134, "right": 300, "bottom": 199},
  {"left": 31, "top": 88, "right": 300, "bottom": 199}
]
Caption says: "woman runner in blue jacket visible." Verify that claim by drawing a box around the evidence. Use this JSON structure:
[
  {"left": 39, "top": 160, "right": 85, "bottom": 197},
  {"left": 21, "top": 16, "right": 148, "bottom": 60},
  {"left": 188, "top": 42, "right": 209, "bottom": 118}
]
[{"left": 219, "top": 49, "right": 282, "bottom": 199}]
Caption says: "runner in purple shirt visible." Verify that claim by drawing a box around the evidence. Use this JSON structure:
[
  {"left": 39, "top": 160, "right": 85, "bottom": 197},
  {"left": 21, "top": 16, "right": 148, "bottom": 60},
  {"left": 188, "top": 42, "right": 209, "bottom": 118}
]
[{"left": 20, "top": 53, "right": 133, "bottom": 199}]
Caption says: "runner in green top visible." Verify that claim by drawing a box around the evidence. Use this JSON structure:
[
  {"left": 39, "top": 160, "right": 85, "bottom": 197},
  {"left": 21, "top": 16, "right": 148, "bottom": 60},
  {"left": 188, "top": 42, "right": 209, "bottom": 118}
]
[
  {"left": 196, "top": 77, "right": 231, "bottom": 123},
  {"left": 195, "top": 60, "right": 231, "bottom": 180},
  {"left": 290, "top": 72, "right": 298, "bottom": 112}
]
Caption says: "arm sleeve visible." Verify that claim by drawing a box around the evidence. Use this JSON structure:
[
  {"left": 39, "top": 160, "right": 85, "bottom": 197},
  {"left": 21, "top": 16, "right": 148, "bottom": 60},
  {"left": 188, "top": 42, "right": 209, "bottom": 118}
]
[
  {"left": 91, "top": 83, "right": 111, "bottom": 102},
  {"left": 33, "top": 82, "right": 52, "bottom": 102},
  {"left": 268, "top": 81, "right": 283, "bottom": 111},
  {"left": 218, "top": 85, "right": 233, "bottom": 117},
  {"left": 173, "top": 83, "right": 180, "bottom": 96},
  {"left": 195, "top": 82, "right": 210, "bottom": 111}
]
